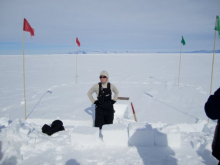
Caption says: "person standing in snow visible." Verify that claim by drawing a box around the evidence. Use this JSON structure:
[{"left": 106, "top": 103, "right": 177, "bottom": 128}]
[
  {"left": 205, "top": 87, "right": 220, "bottom": 164},
  {"left": 87, "top": 71, "right": 119, "bottom": 129}
]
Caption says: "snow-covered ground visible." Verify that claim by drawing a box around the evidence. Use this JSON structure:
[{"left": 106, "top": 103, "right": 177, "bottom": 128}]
[{"left": 0, "top": 53, "right": 219, "bottom": 165}]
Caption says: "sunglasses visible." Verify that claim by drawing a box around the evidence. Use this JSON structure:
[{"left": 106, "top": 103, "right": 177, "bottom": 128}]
[{"left": 100, "top": 76, "right": 107, "bottom": 79}]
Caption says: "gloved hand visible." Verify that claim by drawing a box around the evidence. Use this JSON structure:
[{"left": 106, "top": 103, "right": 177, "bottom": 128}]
[
  {"left": 94, "top": 100, "right": 99, "bottom": 106},
  {"left": 111, "top": 100, "right": 116, "bottom": 104}
]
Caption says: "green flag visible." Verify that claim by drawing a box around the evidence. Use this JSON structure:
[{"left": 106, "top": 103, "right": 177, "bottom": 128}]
[
  {"left": 215, "top": 15, "right": 220, "bottom": 38},
  {"left": 181, "top": 36, "right": 186, "bottom": 45}
]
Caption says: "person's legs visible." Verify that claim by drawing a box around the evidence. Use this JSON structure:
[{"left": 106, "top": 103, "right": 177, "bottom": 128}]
[
  {"left": 104, "top": 105, "right": 114, "bottom": 125},
  {"left": 95, "top": 107, "right": 105, "bottom": 129},
  {"left": 104, "top": 111, "right": 114, "bottom": 125}
]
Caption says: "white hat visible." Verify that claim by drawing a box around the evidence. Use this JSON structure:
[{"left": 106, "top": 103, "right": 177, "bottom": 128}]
[{"left": 100, "top": 71, "right": 109, "bottom": 79}]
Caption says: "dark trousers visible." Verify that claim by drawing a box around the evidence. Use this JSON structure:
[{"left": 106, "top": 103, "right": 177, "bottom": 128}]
[{"left": 95, "top": 101, "right": 114, "bottom": 129}]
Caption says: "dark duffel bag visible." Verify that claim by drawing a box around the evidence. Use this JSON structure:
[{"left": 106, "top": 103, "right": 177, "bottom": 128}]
[{"left": 42, "top": 120, "right": 65, "bottom": 136}]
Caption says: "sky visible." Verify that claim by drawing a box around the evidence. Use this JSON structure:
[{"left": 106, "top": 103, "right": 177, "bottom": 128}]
[{"left": 0, "top": 0, "right": 220, "bottom": 54}]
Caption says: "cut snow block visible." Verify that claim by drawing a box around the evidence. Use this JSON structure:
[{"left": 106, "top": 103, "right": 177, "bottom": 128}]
[
  {"left": 154, "top": 124, "right": 181, "bottom": 148},
  {"left": 128, "top": 123, "right": 154, "bottom": 147},
  {"left": 71, "top": 126, "right": 100, "bottom": 146},
  {"left": 102, "top": 124, "right": 128, "bottom": 146},
  {"left": 178, "top": 120, "right": 207, "bottom": 133},
  {"left": 19, "top": 127, "right": 30, "bottom": 135},
  {"left": 113, "top": 104, "right": 128, "bottom": 124}
]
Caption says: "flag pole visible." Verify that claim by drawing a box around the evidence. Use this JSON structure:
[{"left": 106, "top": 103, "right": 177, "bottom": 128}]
[
  {"left": 208, "top": 16, "right": 218, "bottom": 123},
  {"left": 210, "top": 30, "right": 217, "bottom": 95},
  {"left": 178, "top": 42, "right": 182, "bottom": 86},
  {"left": 23, "top": 31, "right": 27, "bottom": 120},
  {"left": 75, "top": 37, "right": 80, "bottom": 84},
  {"left": 76, "top": 47, "right": 78, "bottom": 84},
  {"left": 208, "top": 26, "right": 217, "bottom": 124}
]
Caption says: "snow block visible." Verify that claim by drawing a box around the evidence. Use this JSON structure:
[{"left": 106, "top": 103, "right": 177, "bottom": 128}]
[
  {"left": 102, "top": 124, "right": 128, "bottom": 146},
  {"left": 154, "top": 125, "right": 181, "bottom": 148},
  {"left": 128, "top": 123, "right": 154, "bottom": 147},
  {"left": 177, "top": 120, "right": 207, "bottom": 133},
  {"left": 19, "top": 127, "right": 30, "bottom": 135},
  {"left": 0, "top": 117, "right": 10, "bottom": 126},
  {"left": 113, "top": 104, "right": 128, "bottom": 124},
  {"left": 71, "top": 126, "right": 100, "bottom": 146}
]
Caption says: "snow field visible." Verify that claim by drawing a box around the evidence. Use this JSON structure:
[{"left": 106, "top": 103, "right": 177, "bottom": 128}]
[{"left": 0, "top": 53, "right": 219, "bottom": 164}]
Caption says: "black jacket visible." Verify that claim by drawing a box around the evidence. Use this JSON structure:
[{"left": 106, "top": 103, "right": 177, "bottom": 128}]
[
  {"left": 205, "top": 87, "right": 220, "bottom": 161},
  {"left": 205, "top": 88, "right": 220, "bottom": 120}
]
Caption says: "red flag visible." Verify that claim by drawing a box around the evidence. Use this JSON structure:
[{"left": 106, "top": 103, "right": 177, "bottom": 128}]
[
  {"left": 23, "top": 18, "right": 34, "bottom": 36},
  {"left": 76, "top": 37, "right": 80, "bottom": 47}
]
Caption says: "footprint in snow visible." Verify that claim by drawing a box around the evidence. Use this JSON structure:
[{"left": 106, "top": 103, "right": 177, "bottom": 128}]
[
  {"left": 32, "top": 94, "right": 37, "bottom": 98},
  {"left": 196, "top": 87, "right": 207, "bottom": 94},
  {"left": 55, "top": 146, "right": 63, "bottom": 152},
  {"left": 153, "top": 81, "right": 161, "bottom": 84},
  {"left": 3, "top": 107, "right": 10, "bottom": 111},
  {"left": 55, "top": 156, "right": 63, "bottom": 161}
]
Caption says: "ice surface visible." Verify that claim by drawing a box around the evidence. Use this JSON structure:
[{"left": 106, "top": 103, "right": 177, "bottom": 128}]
[{"left": 128, "top": 123, "right": 154, "bottom": 147}]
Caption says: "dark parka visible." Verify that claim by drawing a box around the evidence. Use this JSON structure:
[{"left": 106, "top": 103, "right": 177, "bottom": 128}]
[{"left": 205, "top": 87, "right": 220, "bottom": 161}]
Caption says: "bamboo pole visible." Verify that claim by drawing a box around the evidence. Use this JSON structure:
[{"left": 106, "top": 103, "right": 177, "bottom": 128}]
[
  {"left": 210, "top": 30, "right": 217, "bottom": 95},
  {"left": 23, "top": 31, "right": 27, "bottom": 120},
  {"left": 178, "top": 43, "right": 182, "bottom": 86},
  {"left": 208, "top": 28, "right": 217, "bottom": 123}
]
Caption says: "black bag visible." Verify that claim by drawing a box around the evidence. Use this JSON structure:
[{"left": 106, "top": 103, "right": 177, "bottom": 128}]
[{"left": 42, "top": 120, "right": 65, "bottom": 136}]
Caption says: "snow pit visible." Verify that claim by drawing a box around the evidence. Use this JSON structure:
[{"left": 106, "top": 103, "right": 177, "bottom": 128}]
[
  {"left": 154, "top": 124, "right": 181, "bottom": 148},
  {"left": 128, "top": 123, "right": 154, "bottom": 147},
  {"left": 113, "top": 104, "right": 128, "bottom": 123},
  {"left": 102, "top": 124, "right": 128, "bottom": 146},
  {"left": 71, "top": 126, "right": 100, "bottom": 146}
]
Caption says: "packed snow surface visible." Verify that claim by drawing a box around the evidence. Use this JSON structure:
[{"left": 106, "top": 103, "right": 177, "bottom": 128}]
[{"left": 0, "top": 53, "right": 219, "bottom": 165}]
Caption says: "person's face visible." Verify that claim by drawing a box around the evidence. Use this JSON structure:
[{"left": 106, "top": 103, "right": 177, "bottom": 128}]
[{"left": 100, "top": 75, "right": 107, "bottom": 83}]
